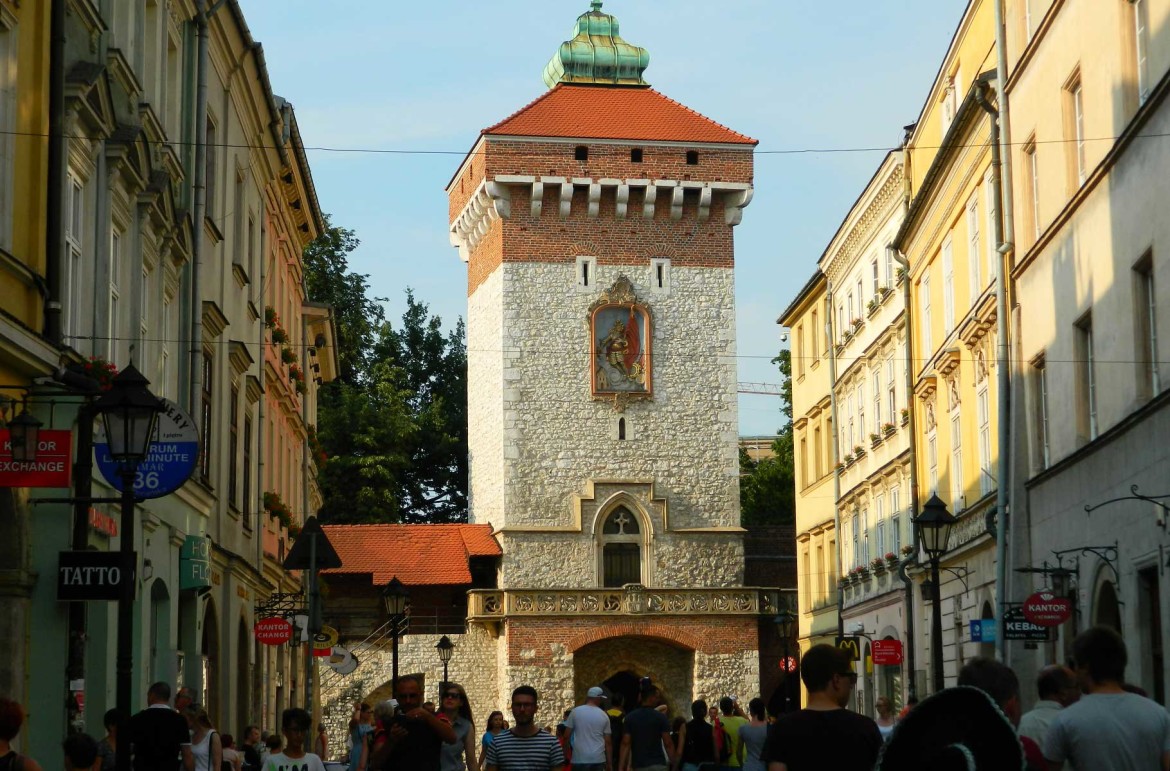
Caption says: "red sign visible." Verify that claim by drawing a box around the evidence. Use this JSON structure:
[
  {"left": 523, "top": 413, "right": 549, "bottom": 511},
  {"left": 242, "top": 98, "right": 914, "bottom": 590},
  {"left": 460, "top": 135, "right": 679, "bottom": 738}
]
[
  {"left": 313, "top": 645, "right": 334, "bottom": 658},
  {"left": 1023, "top": 591, "right": 1073, "bottom": 627},
  {"left": 778, "top": 656, "right": 798, "bottom": 673},
  {"left": 254, "top": 617, "right": 293, "bottom": 646},
  {"left": 871, "top": 639, "right": 904, "bottom": 666},
  {"left": 0, "top": 429, "right": 73, "bottom": 488},
  {"left": 88, "top": 507, "right": 118, "bottom": 537}
]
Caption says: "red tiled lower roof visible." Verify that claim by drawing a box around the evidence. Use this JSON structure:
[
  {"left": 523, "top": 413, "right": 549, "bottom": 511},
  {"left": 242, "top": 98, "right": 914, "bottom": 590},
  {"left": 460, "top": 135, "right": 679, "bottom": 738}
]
[
  {"left": 320, "top": 523, "right": 500, "bottom": 586},
  {"left": 484, "top": 84, "right": 757, "bottom": 145}
]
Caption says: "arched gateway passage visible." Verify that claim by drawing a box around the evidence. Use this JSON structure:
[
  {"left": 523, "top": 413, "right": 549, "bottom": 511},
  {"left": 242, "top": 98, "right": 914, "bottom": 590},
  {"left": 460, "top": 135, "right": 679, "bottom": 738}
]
[{"left": 573, "top": 636, "right": 694, "bottom": 715}]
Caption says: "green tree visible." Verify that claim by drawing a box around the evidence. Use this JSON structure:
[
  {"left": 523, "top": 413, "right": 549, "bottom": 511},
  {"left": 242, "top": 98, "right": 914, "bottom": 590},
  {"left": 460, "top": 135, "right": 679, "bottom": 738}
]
[
  {"left": 301, "top": 218, "right": 468, "bottom": 524},
  {"left": 740, "top": 349, "right": 795, "bottom": 525}
]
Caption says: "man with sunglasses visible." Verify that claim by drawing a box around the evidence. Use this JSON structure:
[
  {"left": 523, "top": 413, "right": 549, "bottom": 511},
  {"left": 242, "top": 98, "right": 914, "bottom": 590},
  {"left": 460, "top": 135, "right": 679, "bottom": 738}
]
[
  {"left": 368, "top": 675, "right": 456, "bottom": 771},
  {"left": 762, "top": 644, "right": 882, "bottom": 771}
]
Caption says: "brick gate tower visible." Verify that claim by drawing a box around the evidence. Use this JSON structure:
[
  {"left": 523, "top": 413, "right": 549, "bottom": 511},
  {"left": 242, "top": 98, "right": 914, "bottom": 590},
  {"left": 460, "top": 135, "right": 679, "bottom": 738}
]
[{"left": 446, "top": 2, "right": 777, "bottom": 714}]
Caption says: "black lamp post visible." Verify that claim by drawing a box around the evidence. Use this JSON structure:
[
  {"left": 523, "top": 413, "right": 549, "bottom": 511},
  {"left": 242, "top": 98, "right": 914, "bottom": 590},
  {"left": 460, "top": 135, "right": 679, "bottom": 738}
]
[
  {"left": 774, "top": 610, "right": 798, "bottom": 712},
  {"left": 914, "top": 493, "right": 957, "bottom": 693},
  {"left": 95, "top": 363, "right": 163, "bottom": 771},
  {"left": 7, "top": 405, "right": 42, "bottom": 462},
  {"left": 436, "top": 635, "right": 454, "bottom": 697},
  {"left": 382, "top": 577, "right": 409, "bottom": 687}
]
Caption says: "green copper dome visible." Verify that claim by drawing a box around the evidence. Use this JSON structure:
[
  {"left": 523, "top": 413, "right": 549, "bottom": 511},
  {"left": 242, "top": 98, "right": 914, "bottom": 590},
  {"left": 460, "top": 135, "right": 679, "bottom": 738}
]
[{"left": 542, "top": 1, "right": 650, "bottom": 89}]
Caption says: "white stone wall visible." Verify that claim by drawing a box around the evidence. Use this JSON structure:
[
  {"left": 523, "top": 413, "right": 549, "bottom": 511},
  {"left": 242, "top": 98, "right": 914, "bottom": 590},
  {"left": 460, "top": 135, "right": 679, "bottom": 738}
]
[
  {"left": 468, "top": 261, "right": 743, "bottom": 589},
  {"left": 468, "top": 268, "right": 506, "bottom": 528},
  {"left": 694, "top": 651, "right": 759, "bottom": 706}
]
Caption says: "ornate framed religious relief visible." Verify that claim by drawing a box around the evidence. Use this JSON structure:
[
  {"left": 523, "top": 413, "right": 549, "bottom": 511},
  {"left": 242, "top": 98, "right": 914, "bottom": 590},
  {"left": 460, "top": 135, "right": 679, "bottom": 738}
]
[{"left": 589, "top": 276, "right": 653, "bottom": 409}]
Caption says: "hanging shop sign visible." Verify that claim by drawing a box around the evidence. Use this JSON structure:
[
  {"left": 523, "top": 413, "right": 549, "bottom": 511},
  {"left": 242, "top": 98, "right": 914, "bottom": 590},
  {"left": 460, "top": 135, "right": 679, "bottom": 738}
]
[
  {"left": 1003, "top": 606, "right": 1052, "bottom": 642},
  {"left": 328, "top": 646, "right": 359, "bottom": 675},
  {"left": 0, "top": 429, "right": 73, "bottom": 488},
  {"left": 835, "top": 635, "right": 861, "bottom": 662},
  {"left": 179, "top": 535, "right": 211, "bottom": 591},
  {"left": 95, "top": 399, "right": 198, "bottom": 498},
  {"left": 871, "top": 639, "right": 904, "bottom": 666},
  {"left": 969, "top": 619, "right": 997, "bottom": 643},
  {"left": 57, "top": 551, "right": 135, "bottom": 601},
  {"left": 778, "top": 656, "right": 798, "bottom": 673},
  {"left": 254, "top": 617, "right": 294, "bottom": 646},
  {"left": 88, "top": 507, "right": 118, "bottom": 538},
  {"left": 1023, "top": 591, "right": 1073, "bottom": 627}
]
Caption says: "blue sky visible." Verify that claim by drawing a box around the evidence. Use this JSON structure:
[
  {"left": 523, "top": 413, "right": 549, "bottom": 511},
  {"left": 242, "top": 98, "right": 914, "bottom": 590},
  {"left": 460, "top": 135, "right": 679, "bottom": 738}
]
[{"left": 242, "top": 1, "right": 965, "bottom": 436}]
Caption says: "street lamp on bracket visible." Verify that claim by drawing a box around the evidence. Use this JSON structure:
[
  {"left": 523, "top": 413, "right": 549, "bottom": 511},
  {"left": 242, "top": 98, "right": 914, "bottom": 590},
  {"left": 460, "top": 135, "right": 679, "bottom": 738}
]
[
  {"left": 382, "top": 577, "right": 410, "bottom": 687},
  {"left": 774, "top": 609, "right": 798, "bottom": 713},
  {"left": 7, "top": 405, "right": 43, "bottom": 462},
  {"left": 436, "top": 635, "right": 454, "bottom": 698}
]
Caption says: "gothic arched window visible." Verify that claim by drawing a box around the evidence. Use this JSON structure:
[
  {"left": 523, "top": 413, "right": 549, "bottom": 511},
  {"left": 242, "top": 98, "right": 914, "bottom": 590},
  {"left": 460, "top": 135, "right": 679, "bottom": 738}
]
[{"left": 601, "top": 506, "right": 642, "bottom": 587}]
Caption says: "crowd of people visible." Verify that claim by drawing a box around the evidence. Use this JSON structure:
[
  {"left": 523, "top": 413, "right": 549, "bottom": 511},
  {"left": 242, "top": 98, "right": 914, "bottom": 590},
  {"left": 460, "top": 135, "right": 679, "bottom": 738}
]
[{"left": 2, "top": 625, "right": 1167, "bottom": 771}]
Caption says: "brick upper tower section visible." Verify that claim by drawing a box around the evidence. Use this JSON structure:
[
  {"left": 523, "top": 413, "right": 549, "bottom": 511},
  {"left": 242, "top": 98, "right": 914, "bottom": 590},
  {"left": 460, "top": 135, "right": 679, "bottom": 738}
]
[{"left": 446, "top": 83, "right": 757, "bottom": 294}]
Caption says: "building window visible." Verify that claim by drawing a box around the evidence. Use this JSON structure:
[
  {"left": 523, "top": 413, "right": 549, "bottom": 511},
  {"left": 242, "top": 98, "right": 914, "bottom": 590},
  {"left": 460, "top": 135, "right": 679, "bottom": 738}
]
[
  {"left": 885, "top": 248, "right": 896, "bottom": 287},
  {"left": 1032, "top": 355, "right": 1051, "bottom": 469},
  {"left": 967, "top": 193, "right": 981, "bottom": 293},
  {"left": 631, "top": 148, "right": 643, "bottom": 163},
  {"left": 891, "top": 513, "right": 901, "bottom": 554},
  {"left": 795, "top": 323, "right": 805, "bottom": 377},
  {"left": 243, "top": 415, "right": 253, "bottom": 529},
  {"left": 601, "top": 506, "right": 642, "bottom": 587},
  {"left": 813, "top": 425, "right": 823, "bottom": 480},
  {"left": 985, "top": 169, "right": 998, "bottom": 281},
  {"left": 875, "top": 494, "right": 886, "bottom": 554},
  {"left": 921, "top": 274, "right": 933, "bottom": 354},
  {"left": 1135, "top": 0, "right": 1150, "bottom": 104},
  {"left": 860, "top": 509, "right": 870, "bottom": 565},
  {"left": 873, "top": 366, "right": 882, "bottom": 426},
  {"left": 942, "top": 236, "right": 955, "bottom": 333},
  {"left": 851, "top": 514, "right": 859, "bottom": 569},
  {"left": 799, "top": 437, "right": 808, "bottom": 489},
  {"left": 1136, "top": 254, "right": 1159, "bottom": 399},
  {"left": 1024, "top": 138, "right": 1040, "bottom": 240},
  {"left": 160, "top": 297, "right": 172, "bottom": 400},
  {"left": 574, "top": 145, "right": 588, "bottom": 161},
  {"left": 229, "top": 385, "right": 239, "bottom": 508},
  {"left": 650, "top": 258, "right": 670, "bottom": 295},
  {"left": 928, "top": 431, "right": 938, "bottom": 494},
  {"left": 1076, "top": 313, "right": 1097, "bottom": 440},
  {"left": 686, "top": 150, "right": 699, "bottom": 165},
  {"left": 890, "top": 484, "right": 901, "bottom": 517},
  {"left": 200, "top": 351, "right": 213, "bottom": 485},
  {"left": 977, "top": 385, "right": 992, "bottom": 495},
  {"left": 64, "top": 174, "right": 85, "bottom": 344},
  {"left": 618, "top": 417, "right": 626, "bottom": 441},
  {"left": 856, "top": 278, "right": 864, "bottom": 315},
  {"left": 109, "top": 231, "right": 122, "bottom": 362},
  {"left": 1024, "top": 0, "right": 1035, "bottom": 40},
  {"left": 871, "top": 258, "right": 880, "bottom": 298},
  {"left": 951, "top": 412, "right": 963, "bottom": 509},
  {"left": 857, "top": 381, "right": 866, "bottom": 442},
  {"left": 886, "top": 355, "right": 897, "bottom": 423},
  {"left": 1065, "top": 74, "right": 1087, "bottom": 187},
  {"left": 206, "top": 117, "right": 218, "bottom": 218},
  {"left": 576, "top": 255, "right": 596, "bottom": 290},
  {"left": 810, "top": 309, "right": 819, "bottom": 359}
]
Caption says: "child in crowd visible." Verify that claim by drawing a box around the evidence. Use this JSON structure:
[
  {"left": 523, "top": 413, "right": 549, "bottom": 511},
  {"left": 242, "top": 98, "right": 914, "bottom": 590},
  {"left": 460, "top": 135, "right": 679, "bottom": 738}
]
[{"left": 263, "top": 709, "right": 325, "bottom": 771}]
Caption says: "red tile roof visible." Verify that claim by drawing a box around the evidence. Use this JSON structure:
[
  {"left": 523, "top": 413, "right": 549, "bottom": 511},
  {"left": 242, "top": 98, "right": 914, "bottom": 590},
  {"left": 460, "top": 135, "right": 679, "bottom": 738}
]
[
  {"left": 484, "top": 84, "right": 757, "bottom": 145},
  {"left": 320, "top": 523, "right": 500, "bottom": 586}
]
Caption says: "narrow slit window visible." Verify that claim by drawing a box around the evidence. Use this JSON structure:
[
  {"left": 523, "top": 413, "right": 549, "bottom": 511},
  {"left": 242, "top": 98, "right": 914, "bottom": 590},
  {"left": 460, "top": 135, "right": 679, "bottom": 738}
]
[
  {"left": 575, "top": 145, "right": 589, "bottom": 161},
  {"left": 686, "top": 150, "right": 699, "bottom": 165},
  {"left": 631, "top": 148, "right": 643, "bottom": 163},
  {"left": 618, "top": 417, "right": 626, "bottom": 440},
  {"left": 656, "top": 263, "right": 664, "bottom": 288},
  {"left": 582, "top": 261, "right": 590, "bottom": 287}
]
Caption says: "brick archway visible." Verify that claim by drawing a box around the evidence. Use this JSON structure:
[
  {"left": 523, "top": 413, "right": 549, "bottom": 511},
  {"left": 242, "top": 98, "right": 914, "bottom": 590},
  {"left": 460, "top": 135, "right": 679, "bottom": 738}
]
[
  {"left": 573, "top": 635, "right": 695, "bottom": 717},
  {"left": 565, "top": 622, "right": 703, "bottom": 654}
]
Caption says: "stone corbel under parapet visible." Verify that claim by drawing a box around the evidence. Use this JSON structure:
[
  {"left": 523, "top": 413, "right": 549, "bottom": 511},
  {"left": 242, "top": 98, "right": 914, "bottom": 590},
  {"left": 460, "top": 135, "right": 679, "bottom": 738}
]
[{"left": 449, "top": 179, "right": 513, "bottom": 261}]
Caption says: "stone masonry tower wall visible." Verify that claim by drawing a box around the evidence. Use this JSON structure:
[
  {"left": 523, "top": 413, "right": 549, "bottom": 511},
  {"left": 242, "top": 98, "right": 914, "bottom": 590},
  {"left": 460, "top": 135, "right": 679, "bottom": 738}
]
[{"left": 449, "top": 127, "right": 755, "bottom": 590}]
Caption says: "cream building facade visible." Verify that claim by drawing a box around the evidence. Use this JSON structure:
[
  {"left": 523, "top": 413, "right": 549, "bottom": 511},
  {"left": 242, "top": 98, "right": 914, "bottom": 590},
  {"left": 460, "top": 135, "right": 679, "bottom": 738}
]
[
  {"left": 9, "top": 1, "right": 331, "bottom": 757},
  {"left": 822, "top": 153, "right": 915, "bottom": 711},
  {"left": 1007, "top": 0, "right": 1170, "bottom": 700},
  {"left": 781, "top": 272, "right": 837, "bottom": 701},
  {"left": 893, "top": 0, "right": 1005, "bottom": 692}
]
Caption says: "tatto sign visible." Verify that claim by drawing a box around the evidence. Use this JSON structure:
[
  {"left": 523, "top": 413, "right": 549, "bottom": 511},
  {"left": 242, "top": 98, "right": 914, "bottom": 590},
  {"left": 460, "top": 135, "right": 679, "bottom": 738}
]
[{"left": 0, "top": 429, "right": 73, "bottom": 488}]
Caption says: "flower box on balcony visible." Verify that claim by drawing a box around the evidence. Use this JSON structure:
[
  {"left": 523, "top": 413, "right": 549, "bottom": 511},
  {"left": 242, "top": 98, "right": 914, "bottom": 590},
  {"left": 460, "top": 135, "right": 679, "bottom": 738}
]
[
  {"left": 882, "top": 422, "right": 896, "bottom": 436},
  {"left": 900, "top": 408, "right": 910, "bottom": 426},
  {"left": 870, "top": 432, "right": 882, "bottom": 448}
]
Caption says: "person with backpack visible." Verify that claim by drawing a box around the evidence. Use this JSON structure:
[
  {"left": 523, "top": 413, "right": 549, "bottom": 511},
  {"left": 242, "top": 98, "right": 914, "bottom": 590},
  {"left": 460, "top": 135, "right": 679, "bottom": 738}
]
[
  {"left": 0, "top": 697, "right": 43, "bottom": 771},
  {"left": 676, "top": 700, "right": 717, "bottom": 771}
]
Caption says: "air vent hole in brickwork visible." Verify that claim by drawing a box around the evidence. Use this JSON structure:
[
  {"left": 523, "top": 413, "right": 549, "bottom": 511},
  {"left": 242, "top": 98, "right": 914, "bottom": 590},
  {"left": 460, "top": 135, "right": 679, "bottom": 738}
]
[
  {"left": 575, "top": 145, "right": 589, "bottom": 161},
  {"left": 631, "top": 149, "right": 643, "bottom": 163},
  {"left": 686, "top": 150, "right": 699, "bottom": 165}
]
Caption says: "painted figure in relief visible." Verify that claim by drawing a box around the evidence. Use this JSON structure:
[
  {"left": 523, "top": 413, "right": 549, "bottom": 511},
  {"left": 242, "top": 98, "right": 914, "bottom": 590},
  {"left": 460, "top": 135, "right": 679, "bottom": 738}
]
[{"left": 593, "top": 306, "right": 648, "bottom": 392}]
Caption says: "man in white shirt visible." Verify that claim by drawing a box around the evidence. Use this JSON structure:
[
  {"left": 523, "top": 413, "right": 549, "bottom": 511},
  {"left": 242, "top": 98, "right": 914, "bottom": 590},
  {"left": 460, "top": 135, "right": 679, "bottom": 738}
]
[
  {"left": 1018, "top": 665, "right": 1078, "bottom": 749},
  {"left": 565, "top": 686, "right": 612, "bottom": 771}
]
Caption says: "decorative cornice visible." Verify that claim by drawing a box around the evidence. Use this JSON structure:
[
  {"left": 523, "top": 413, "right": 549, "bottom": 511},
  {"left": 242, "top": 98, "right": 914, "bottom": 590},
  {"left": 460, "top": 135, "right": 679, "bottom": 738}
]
[
  {"left": 820, "top": 160, "right": 904, "bottom": 284},
  {"left": 448, "top": 180, "right": 511, "bottom": 261}
]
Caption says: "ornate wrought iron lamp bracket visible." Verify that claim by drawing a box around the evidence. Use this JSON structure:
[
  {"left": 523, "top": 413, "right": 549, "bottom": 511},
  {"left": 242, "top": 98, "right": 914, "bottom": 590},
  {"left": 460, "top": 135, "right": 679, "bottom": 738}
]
[{"left": 1085, "top": 485, "right": 1170, "bottom": 530}]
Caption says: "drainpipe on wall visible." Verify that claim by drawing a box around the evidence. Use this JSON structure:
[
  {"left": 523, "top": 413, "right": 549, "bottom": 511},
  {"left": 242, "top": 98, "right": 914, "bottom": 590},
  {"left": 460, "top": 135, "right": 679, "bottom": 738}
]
[
  {"left": 993, "top": 0, "right": 1019, "bottom": 668},
  {"left": 44, "top": 0, "right": 66, "bottom": 344},
  {"left": 827, "top": 281, "right": 844, "bottom": 640},
  {"left": 975, "top": 74, "right": 1012, "bottom": 664}
]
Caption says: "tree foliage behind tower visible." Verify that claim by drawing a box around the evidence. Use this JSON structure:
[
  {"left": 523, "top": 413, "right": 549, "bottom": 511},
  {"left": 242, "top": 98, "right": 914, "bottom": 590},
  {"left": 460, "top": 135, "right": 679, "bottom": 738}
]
[
  {"left": 740, "top": 349, "right": 795, "bottom": 525},
  {"left": 303, "top": 217, "right": 468, "bottom": 524}
]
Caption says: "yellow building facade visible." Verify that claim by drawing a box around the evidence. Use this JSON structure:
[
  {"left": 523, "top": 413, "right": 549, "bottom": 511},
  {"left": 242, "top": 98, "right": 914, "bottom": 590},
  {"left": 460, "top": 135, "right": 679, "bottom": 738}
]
[
  {"left": 780, "top": 272, "right": 838, "bottom": 701},
  {"left": 893, "top": 0, "right": 1003, "bottom": 691}
]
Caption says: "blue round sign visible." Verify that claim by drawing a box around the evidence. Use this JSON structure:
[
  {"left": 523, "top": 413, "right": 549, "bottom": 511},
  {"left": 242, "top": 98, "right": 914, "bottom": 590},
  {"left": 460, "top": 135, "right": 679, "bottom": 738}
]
[{"left": 95, "top": 398, "right": 200, "bottom": 498}]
